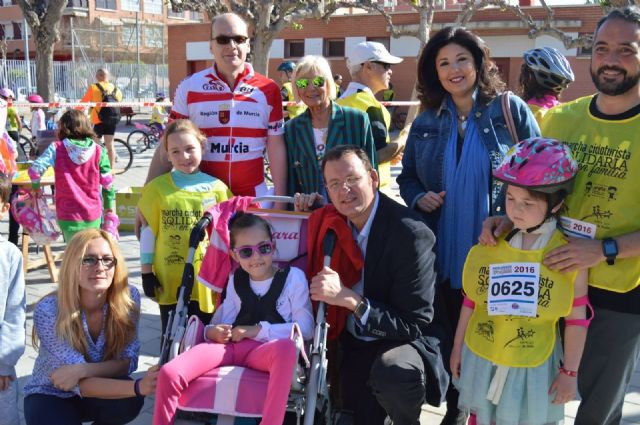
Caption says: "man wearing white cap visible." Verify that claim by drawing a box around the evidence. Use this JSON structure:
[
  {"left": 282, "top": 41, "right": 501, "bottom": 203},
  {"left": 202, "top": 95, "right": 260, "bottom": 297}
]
[{"left": 338, "top": 41, "right": 405, "bottom": 188}]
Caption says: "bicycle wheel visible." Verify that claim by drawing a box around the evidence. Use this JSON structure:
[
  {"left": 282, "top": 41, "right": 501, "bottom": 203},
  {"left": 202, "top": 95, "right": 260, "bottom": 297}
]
[
  {"left": 19, "top": 135, "right": 35, "bottom": 160},
  {"left": 112, "top": 138, "right": 133, "bottom": 174},
  {"left": 127, "top": 130, "right": 150, "bottom": 154}
]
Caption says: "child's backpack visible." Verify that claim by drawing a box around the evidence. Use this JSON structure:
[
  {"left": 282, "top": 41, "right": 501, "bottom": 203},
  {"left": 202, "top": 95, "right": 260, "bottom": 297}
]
[
  {"left": 95, "top": 84, "right": 121, "bottom": 126},
  {"left": 11, "top": 187, "right": 61, "bottom": 245}
]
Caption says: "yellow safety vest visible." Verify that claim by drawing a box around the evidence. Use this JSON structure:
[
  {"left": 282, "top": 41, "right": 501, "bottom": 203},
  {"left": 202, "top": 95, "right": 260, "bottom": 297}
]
[
  {"left": 138, "top": 173, "right": 231, "bottom": 312},
  {"left": 462, "top": 231, "right": 576, "bottom": 367},
  {"left": 283, "top": 82, "right": 306, "bottom": 119},
  {"left": 337, "top": 91, "right": 392, "bottom": 187},
  {"left": 541, "top": 95, "right": 640, "bottom": 292}
]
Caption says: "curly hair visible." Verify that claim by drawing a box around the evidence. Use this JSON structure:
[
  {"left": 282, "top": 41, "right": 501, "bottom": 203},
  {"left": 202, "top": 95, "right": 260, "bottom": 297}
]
[
  {"left": 518, "top": 64, "right": 556, "bottom": 102},
  {"left": 416, "top": 26, "right": 505, "bottom": 110}
]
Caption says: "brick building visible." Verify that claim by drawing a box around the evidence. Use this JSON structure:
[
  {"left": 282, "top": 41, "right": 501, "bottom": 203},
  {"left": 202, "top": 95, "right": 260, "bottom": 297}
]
[
  {"left": 167, "top": 2, "right": 603, "bottom": 103},
  {"left": 0, "top": 0, "right": 204, "bottom": 63}
]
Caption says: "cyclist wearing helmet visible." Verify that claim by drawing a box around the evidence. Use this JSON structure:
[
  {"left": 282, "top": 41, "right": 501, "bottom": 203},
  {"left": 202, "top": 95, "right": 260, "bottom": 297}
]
[
  {"left": 453, "top": 137, "right": 589, "bottom": 425},
  {"left": 519, "top": 47, "right": 575, "bottom": 123},
  {"left": 27, "top": 94, "right": 46, "bottom": 134},
  {"left": 150, "top": 92, "right": 168, "bottom": 129},
  {"left": 278, "top": 61, "right": 306, "bottom": 120}
]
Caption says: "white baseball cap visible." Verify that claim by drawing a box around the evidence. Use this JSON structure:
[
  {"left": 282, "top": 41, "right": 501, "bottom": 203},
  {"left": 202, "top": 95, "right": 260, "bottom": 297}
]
[{"left": 346, "top": 41, "right": 403, "bottom": 70}]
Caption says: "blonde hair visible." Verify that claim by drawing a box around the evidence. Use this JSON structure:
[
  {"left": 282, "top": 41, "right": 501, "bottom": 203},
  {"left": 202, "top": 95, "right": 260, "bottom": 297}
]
[
  {"left": 162, "top": 119, "right": 206, "bottom": 152},
  {"left": 33, "top": 229, "right": 138, "bottom": 361},
  {"left": 291, "top": 55, "right": 337, "bottom": 103}
]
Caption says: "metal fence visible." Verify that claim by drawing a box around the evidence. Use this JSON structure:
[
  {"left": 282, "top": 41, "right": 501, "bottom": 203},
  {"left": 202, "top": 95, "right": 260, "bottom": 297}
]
[{"left": 0, "top": 59, "right": 169, "bottom": 101}]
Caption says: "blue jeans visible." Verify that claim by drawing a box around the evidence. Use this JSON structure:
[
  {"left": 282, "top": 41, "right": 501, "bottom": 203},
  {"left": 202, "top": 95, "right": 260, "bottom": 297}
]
[{"left": 24, "top": 391, "right": 144, "bottom": 425}]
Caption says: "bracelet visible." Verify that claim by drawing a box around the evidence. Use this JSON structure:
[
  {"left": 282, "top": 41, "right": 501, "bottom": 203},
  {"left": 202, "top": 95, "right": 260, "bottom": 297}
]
[
  {"left": 559, "top": 366, "right": 578, "bottom": 377},
  {"left": 134, "top": 378, "right": 143, "bottom": 397}
]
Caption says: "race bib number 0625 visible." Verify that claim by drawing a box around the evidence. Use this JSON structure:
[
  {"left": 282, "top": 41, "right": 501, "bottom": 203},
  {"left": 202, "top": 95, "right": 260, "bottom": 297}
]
[{"left": 488, "top": 262, "right": 540, "bottom": 317}]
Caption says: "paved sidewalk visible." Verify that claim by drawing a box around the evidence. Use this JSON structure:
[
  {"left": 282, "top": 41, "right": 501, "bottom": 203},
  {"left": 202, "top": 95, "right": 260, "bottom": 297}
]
[{"left": 2, "top": 119, "right": 640, "bottom": 424}]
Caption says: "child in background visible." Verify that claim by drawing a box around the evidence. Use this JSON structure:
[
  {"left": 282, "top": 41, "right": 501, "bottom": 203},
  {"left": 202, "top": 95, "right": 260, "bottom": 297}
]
[
  {"left": 154, "top": 212, "right": 314, "bottom": 425},
  {"left": 150, "top": 92, "right": 168, "bottom": 130},
  {"left": 0, "top": 88, "right": 21, "bottom": 145},
  {"left": 0, "top": 173, "right": 26, "bottom": 425},
  {"left": 518, "top": 47, "right": 574, "bottom": 124},
  {"left": 28, "top": 109, "right": 118, "bottom": 241},
  {"left": 451, "top": 138, "right": 589, "bottom": 425},
  {"left": 138, "top": 119, "right": 232, "bottom": 334},
  {"left": 27, "top": 94, "right": 46, "bottom": 133}
]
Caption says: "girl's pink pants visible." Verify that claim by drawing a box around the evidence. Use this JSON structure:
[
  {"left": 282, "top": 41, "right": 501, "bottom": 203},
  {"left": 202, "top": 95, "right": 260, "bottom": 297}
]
[{"left": 153, "top": 338, "right": 297, "bottom": 425}]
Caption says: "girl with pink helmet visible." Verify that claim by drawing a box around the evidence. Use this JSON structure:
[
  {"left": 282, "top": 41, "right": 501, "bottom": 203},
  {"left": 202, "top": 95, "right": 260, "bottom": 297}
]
[
  {"left": 27, "top": 94, "right": 46, "bottom": 134},
  {"left": 451, "top": 137, "right": 590, "bottom": 425}
]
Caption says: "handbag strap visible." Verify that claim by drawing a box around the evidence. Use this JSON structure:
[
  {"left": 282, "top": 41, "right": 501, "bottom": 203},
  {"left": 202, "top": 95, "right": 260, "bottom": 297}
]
[{"left": 500, "top": 91, "right": 519, "bottom": 144}]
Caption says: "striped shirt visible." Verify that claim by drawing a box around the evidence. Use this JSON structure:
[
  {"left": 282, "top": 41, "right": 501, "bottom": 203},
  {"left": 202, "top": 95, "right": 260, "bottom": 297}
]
[{"left": 169, "top": 63, "right": 284, "bottom": 196}]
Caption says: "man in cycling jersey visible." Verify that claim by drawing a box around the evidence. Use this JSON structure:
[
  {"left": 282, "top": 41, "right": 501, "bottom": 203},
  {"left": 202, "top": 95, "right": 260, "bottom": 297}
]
[{"left": 144, "top": 12, "right": 286, "bottom": 201}]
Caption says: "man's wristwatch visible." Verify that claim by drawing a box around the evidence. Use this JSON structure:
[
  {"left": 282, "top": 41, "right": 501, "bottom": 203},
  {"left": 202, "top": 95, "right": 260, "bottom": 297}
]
[
  {"left": 353, "top": 297, "right": 369, "bottom": 321},
  {"left": 602, "top": 238, "right": 618, "bottom": 266}
]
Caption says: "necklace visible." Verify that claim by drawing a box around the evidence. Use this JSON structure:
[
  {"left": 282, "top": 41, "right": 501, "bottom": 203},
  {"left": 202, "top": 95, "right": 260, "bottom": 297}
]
[{"left": 457, "top": 113, "right": 468, "bottom": 131}]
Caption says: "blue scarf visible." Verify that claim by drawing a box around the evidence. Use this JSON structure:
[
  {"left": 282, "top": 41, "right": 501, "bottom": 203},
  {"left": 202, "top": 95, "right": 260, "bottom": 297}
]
[{"left": 437, "top": 97, "right": 490, "bottom": 289}]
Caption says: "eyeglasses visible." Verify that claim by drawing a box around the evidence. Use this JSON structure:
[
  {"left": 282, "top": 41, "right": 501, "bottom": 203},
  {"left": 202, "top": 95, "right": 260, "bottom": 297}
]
[
  {"left": 371, "top": 61, "right": 392, "bottom": 70},
  {"left": 82, "top": 256, "right": 117, "bottom": 269},
  {"left": 233, "top": 241, "right": 275, "bottom": 259},
  {"left": 295, "top": 76, "right": 326, "bottom": 89},
  {"left": 326, "top": 175, "right": 364, "bottom": 193},
  {"left": 213, "top": 35, "right": 249, "bottom": 45}
]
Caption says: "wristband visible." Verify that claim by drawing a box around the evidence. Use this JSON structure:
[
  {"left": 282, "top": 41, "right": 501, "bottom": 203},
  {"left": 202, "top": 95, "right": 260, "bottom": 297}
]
[
  {"left": 559, "top": 366, "right": 578, "bottom": 377},
  {"left": 134, "top": 378, "right": 143, "bottom": 397}
]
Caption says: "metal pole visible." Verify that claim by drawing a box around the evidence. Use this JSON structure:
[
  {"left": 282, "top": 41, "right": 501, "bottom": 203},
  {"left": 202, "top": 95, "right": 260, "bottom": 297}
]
[
  {"left": 71, "top": 17, "right": 76, "bottom": 100},
  {"left": 136, "top": 11, "right": 140, "bottom": 101},
  {"left": 23, "top": 18, "right": 31, "bottom": 90}
]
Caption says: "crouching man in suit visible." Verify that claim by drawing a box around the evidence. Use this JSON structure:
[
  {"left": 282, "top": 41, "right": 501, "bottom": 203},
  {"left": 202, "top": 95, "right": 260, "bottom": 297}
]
[{"left": 310, "top": 145, "right": 449, "bottom": 425}]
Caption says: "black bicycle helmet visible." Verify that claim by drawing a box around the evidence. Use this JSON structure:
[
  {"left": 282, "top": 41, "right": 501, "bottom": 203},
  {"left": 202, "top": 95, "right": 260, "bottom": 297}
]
[{"left": 523, "top": 47, "right": 574, "bottom": 93}]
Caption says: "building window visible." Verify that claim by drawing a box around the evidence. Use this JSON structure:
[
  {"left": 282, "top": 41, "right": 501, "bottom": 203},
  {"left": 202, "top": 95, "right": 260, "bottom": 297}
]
[
  {"left": 168, "top": 5, "right": 184, "bottom": 19},
  {"left": 121, "top": 0, "right": 139, "bottom": 12},
  {"left": 66, "top": 0, "right": 88, "bottom": 8},
  {"left": 144, "top": 26, "right": 163, "bottom": 47},
  {"left": 188, "top": 11, "right": 203, "bottom": 21},
  {"left": 2, "top": 23, "right": 13, "bottom": 40},
  {"left": 12, "top": 22, "right": 21, "bottom": 40},
  {"left": 285, "top": 40, "right": 304, "bottom": 58},
  {"left": 95, "top": 0, "right": 116, "bottom": 9},
  {"left": 121, "top": 24, "right": 137, "bottom": 44},
  {"left": 324, "top": 39, "right": 345, "bottom": 58},
  {"left": 144, "top": 0, "right": 162, "bottom": 14},
  {"left": 367, "top": 37, "right": 390, "bottom": 51},
  {"left": 577, "top": 35, "right": 592, "bottom": 57}
]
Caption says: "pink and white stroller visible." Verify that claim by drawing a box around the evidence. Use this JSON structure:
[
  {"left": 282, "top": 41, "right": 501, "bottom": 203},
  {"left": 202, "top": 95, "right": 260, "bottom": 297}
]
[{"left": 160, "top": 196, "right": 333, "bottom": 425}]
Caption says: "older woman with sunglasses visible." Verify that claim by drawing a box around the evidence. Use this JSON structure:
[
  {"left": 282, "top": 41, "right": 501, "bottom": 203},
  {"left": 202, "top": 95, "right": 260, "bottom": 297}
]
[
  {"left": 284, "top": 55, "right": 378, "bottom": 211},
  {"left": 23, "top": 229, "right": 159, "bottom": 425}
]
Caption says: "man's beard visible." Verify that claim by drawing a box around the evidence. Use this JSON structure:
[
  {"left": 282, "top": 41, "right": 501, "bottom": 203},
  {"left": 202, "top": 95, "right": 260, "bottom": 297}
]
[{"left": 591, "top": 64, "right": 640, "bottom": 96}]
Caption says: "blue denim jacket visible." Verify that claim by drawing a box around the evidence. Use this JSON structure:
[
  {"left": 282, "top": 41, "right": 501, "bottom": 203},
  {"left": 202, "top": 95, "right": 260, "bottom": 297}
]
[{"left": 398, "top": 92, "right": 540, "bottom": 233}]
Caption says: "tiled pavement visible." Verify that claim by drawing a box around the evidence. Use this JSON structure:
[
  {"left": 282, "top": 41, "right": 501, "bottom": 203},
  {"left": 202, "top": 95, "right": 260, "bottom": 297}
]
[{"left": 2, "top": 118, "right": 639, "bottom": 424}]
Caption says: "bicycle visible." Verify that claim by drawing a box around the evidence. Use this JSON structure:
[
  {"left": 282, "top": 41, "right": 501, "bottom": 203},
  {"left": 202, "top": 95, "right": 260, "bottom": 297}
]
[
  {"left": 127, "top": 122, "right": 163, "bottom": 154},
  {"left": 100, "top": 138, "right": 133, "bottom": 175}
]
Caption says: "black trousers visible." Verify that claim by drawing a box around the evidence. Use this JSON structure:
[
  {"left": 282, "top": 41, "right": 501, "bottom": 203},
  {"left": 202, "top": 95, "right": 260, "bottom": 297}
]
[
  {"left": 339, "top": 332, "right": 426, "bottom": 425},
  {"left": 24, "top": 392, "right": 144, "bottom": 425}
]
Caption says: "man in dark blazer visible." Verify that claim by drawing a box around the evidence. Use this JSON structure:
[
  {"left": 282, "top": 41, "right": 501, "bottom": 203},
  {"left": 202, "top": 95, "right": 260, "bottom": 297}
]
[{"left": 310, "top": 145, "right": 449, "bottom": 425}]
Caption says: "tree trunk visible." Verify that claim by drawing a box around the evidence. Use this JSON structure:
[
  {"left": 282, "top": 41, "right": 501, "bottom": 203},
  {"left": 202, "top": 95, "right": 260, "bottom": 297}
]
[
  {"left": 251, "top": 32, "right": 273, "bottom": 77},
  {"left": 35, "top": 35, "right": 54, "bottom": 101},
  {"left": 405, "top": 7, "right": 434, "bottom": 127}
]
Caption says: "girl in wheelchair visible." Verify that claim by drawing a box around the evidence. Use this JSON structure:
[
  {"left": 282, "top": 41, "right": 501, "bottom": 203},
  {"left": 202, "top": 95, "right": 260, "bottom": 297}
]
[{"left": 154, "top": 212, "right": 314, "bottom": 425}]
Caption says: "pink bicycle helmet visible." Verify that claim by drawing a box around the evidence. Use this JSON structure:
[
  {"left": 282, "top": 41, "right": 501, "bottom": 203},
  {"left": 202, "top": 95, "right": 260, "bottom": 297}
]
[
  {"left": 0, "top": 88, "right": 14, "bottom": 99},
  {"left": 493, "top": 137, "right": 577, "bottom": 194},
  {"left": 27, "top": 94, "right": 44, "bottom": 103}
]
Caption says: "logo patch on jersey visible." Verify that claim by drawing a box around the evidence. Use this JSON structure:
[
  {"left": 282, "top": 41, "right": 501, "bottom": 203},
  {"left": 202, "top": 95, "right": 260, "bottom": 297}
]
[
  {"left": 202, "top": 80, "right": 225, "bottom": 91},
  {"left": 219, "top": 104, "right": 230, "bottom": 124},
  {"left": 238, "top": 85, "right": 254, "bottom": 95}
]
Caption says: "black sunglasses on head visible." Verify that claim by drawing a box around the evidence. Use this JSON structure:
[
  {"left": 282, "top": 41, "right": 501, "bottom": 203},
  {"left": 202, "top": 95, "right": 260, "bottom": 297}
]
[{"left": 213, "top": 35, "right": 249, "bottom": 45}]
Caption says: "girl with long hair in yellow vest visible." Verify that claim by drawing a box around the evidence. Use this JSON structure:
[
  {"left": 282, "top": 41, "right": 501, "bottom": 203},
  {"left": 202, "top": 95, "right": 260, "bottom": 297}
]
[
  {"left": 138, "top": 120, "right": 232, "bottom": 337},
  {"left": 450, "top": 138, "right": 591, "bottom": 425}
]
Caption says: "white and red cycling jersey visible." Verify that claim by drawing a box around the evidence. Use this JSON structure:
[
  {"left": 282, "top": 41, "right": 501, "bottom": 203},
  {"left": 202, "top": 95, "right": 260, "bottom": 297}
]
[{"left": 170, "top": 63, "right": 284, "bottom": 196}]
